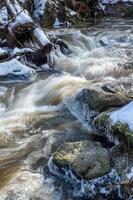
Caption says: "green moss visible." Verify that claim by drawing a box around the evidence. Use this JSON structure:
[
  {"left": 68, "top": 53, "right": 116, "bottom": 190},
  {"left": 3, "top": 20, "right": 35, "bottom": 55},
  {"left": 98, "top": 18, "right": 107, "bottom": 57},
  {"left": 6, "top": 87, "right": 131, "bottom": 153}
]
[
  {"left": 111, "top": 122, "right": 133, "bottom": 149},
  {"left": 53, "top": 141, "right": 110, "bottom": 180},
  {"left": 94, "top": 112, "right": 109, "bottom": 128},
  {"left": 124, "top": 7, "right": 133, "bottom": 17},
  {"left": 41, "top": 2, "right": 55, "bottom": 27}
]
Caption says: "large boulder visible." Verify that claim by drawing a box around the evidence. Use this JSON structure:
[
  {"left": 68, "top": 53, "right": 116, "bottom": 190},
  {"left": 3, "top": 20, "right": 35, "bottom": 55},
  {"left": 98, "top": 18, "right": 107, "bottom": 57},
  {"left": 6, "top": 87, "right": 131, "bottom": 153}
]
[
  {"left": 79, "top": 88, "right": 130, "bottom": 112},
  {"left": 53, "top": 140, "right": 110, "bottom": 180},
  {"left": 66, "top": 87, "right": 131, "bottom": 125}
]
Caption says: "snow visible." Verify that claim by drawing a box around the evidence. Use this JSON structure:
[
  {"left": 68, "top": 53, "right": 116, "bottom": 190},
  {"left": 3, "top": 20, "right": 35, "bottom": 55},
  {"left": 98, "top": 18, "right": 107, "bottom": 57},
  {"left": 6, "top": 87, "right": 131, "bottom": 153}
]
[
  {"left": 127, "top": 167, "right": 133, "bottom": 179},
  {"left": 67, "top": 9, "right": 77, "bottom": 16},
  {"left": 33, "top": 28, "right": 50, "bottom": 45},
  {"left": 110, "top": 101, "right": 133, "bottom": 130},
  {"left": 53, "top": 18, "right": 60, "bottom": 28},
  {"left": 0, "top": 48, "right": 8, "bottom": 57},
  {"left": 101, "top": 0, "right": 133, "bottom": 4},
  {"left": 7, "top": 0, "right": 33, "bottom": 29},
  {"left": 12, "top": 48, "right": 34, "bottom": 56},
  {"left": 0, "top": 59, "right": 35, "bottom": 79},
  {"left": 0, "top": 6, "right": 8, "bottom": 25},
  {"left": 33, "top": 0, "right": 48, "bottom": 21}
]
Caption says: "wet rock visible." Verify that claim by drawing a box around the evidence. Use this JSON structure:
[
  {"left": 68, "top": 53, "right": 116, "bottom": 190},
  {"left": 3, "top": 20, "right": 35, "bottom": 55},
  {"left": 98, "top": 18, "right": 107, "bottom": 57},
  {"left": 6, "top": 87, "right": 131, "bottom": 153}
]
[
  {"left": 53, "top": 140, "right": 110, "bottom": 180},
  {"left": 102, "top": 77, "right": 133, "bottom": 98},
  {"left": 77, "top": 88, "right": 130, "bottom": 113},
  {"left": 66, "top": 87, "right": 131, "bottom": 126},
  {"left": 93, "top": 106, "right": 133, "bottom": 150}
]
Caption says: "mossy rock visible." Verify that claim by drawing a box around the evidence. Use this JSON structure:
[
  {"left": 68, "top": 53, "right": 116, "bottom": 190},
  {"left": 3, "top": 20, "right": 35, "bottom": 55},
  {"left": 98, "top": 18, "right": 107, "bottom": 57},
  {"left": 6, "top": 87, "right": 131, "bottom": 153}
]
[
  {"left": 94, "top": 111, "right": 133, "bottom": 150},
  {"left": 41, "top": 2, "right": 55, "bottom": 27},
  {"left": 93, "top": 111, "right": 110, "bottom": 132},
  {"left": 111, "top": 122, "right": 133, "bottom": 149},
  {"left": 53, "top": 140, "right": 110, "bottom": 180},
  {"left": 75, "top": 88, "right": 130, "bottom": 114}
]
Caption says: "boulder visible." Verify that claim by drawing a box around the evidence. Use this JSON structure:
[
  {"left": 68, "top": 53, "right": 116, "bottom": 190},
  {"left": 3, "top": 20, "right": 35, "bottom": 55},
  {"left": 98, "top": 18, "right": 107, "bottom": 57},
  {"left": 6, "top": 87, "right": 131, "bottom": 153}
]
[
  {"left": 93, "top": 102, "right": 133, "bottom": 150},
  {"left": 53, "top": 140, "right": 110, "bottom": 180},
  {"left": 66, "top": 87, "right": 131, "bottom": 126},
  {"left": 77, "top": 88, "right": 130, "bottom": 113}
]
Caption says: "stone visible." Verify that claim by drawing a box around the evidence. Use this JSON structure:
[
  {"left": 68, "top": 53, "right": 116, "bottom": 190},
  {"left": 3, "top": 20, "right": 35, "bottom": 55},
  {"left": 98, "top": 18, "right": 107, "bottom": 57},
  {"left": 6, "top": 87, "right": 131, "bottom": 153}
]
[
  {"left": 77, "top": 88, "right": 131, "bottom": 113},
  {"left": 53, "top": 140, "right": 110, "bottom": 180},
  {"left": 93, "top": 110, "right": 133, "bottom": 150}
]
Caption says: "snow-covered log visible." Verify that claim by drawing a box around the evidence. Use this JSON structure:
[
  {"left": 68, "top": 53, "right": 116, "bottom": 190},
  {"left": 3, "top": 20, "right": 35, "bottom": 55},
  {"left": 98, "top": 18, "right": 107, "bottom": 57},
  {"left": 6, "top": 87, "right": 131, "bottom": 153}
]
[
  {"left": 5, "top": 0, "right": 35, "bottom": 35},
  {"left": 33, "top": 27, "right": 52, "bottom": 54},
  {"left": 5, "top": 0, "right": 52, "bottom": 51},
  {"left": 0, "top": 0, "right": 53, "bottom": 67}
]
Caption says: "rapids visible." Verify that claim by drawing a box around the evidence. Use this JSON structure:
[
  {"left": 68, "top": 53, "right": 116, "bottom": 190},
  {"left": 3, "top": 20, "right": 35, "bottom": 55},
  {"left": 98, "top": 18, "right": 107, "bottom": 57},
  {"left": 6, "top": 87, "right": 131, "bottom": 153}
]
[{"left": 0, "top": 18, "right": 133, "bottom": 200}]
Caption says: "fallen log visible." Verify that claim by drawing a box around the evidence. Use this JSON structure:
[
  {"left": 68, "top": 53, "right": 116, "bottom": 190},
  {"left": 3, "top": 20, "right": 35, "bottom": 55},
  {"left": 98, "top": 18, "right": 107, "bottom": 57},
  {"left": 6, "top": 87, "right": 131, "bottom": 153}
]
[
  {"left": 6, "top": 0, "right": 35, "bottom": 34},
  {"left": 0, "top": 0, "right": 54, "bottom": 70},
  {"left": 33, "top": 27, "right": 52, "bottom": 54},
  {"left": 5, "top": 0, "right": 52, "bottom": 53}
]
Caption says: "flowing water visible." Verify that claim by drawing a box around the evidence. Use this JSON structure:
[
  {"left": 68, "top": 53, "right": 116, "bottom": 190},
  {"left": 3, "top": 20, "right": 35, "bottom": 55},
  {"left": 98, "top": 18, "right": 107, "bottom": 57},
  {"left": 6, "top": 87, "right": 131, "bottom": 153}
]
[{"left": 0, "top": 18, "right": 133, "bottom": 200}]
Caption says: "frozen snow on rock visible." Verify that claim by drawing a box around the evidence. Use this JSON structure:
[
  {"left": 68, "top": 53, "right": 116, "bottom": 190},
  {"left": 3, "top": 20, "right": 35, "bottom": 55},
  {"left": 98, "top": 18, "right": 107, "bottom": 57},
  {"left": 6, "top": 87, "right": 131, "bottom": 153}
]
[
  {"left": 127, "top": 167, "right": 133, "bottom": 180},
  {"left": 53, "top": 18, "right": 60, "bottom": 28},
  {"left": 101, "top": 0, "right": 133, "bottom": 4},
  {"left": 0, "top": 59, "right": 35, "bottom": 81},
  {"left": 12, "top": 48, "right": 34, "bottom": 56},
  {"left": 0, "top": 48, "right": 8, "bottom": 57},
  {"left": 0, "top": 6, "right": 8, "bottom": 25},
  {"left": 110, "top": 101, "right": 133, "bottom": 130},
  {"left": 33, "top": 0, "right": 48, "bottom": 21}
]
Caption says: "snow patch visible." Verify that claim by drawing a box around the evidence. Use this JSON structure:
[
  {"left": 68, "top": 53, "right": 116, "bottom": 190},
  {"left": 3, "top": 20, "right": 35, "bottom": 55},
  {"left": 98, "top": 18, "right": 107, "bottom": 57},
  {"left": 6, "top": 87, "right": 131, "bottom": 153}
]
[
  {"left": 33, "top": 0, "right": 48, "bottom": 21},
  {"left": 0, "top": 59, "right": 35, "bottom": 80},
  {"left": 110, "top": 101, "right": 133, "bottom": 130},
  {"left": 0, "top": 6, "right": 8, "bottom": 25},
  {"left": 101, "top": 0, "right": 133, "bottom": 4},
  {"left": 0, "top": 48, "right": 8, "bottom": 57},
  {"left": 53, "top": 18, "right": 60, "bottom": 28},
  {"left": 127, "top": 167, "right": 133, "bottom": 179}
]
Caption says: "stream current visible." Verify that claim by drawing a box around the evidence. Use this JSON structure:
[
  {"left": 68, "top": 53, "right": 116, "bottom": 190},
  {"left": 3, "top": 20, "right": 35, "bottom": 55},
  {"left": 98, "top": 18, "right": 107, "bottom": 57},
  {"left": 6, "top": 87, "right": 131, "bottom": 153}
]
[{"left": 0, "top": 18, "right": 133, "bottom": 200}]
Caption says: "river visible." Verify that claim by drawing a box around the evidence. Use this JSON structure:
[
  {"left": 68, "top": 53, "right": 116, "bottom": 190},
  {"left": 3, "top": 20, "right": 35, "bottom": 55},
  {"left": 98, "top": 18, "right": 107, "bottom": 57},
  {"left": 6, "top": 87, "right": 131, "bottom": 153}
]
[{"left": 0, "top": 18, "right": 133, "bottom": 200}]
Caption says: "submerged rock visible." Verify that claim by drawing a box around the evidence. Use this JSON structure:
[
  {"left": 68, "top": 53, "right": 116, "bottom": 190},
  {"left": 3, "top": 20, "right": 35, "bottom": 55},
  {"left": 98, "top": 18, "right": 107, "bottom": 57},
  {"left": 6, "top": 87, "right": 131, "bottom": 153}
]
[{"left": 53, "top": 140, "right": 110, "bottom": 180}]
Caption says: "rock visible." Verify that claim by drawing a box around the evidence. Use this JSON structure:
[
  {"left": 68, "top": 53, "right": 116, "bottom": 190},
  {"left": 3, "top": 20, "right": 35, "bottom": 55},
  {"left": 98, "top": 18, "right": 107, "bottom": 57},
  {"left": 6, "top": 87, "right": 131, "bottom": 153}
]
[
  {"left": 93, "top": 102, "right": 133, "bottom": 150},
  {"left": 102, "top": 77, "right": 133, "bottom": 98},
  {"left": 53, "top": 140, "right": 110, "bottom": 180},
  {"left": 66, "top": 87, "right": 131, "bottom": 126},
  {"left": 79, "top": 88, "right": 130, "bottom": 113}
]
